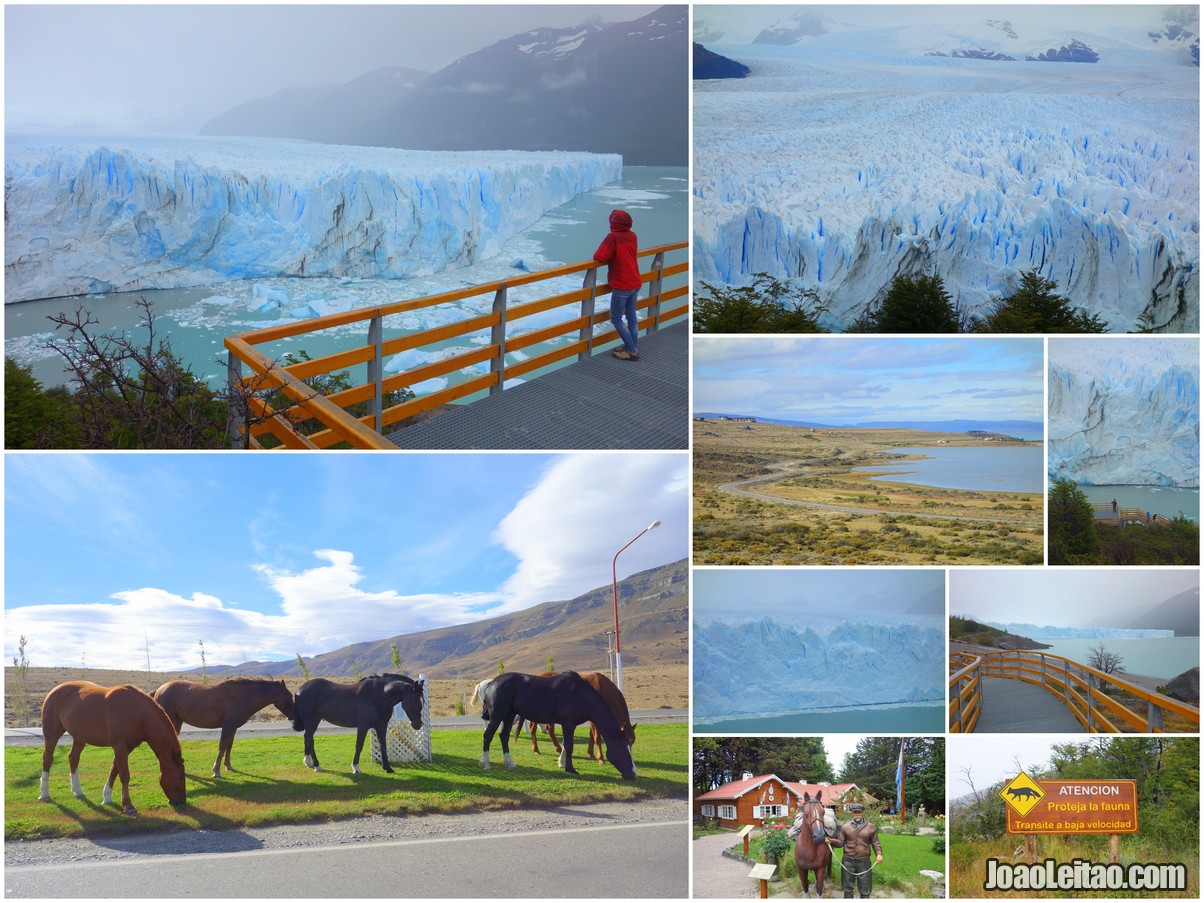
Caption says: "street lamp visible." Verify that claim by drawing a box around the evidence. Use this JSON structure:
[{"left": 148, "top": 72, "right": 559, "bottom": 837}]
[{"left": 611, "top": 519, "right": 660, "bottom": 691}]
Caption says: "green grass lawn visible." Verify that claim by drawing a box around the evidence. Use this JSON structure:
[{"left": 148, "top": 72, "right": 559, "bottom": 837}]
[
  {"left": 5, "top": 723, "right": 687, "bottom": 840},
  {"left": 745, "top": 830, "right": 945, "bottom": 898}
]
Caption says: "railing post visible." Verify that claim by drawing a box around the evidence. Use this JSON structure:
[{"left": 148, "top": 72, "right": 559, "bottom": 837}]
[
  {"left": 1148, "top": 700, "right": 1164, "bottom": 732},
  {"left": 490, "top": 284, "right": 508, "bottom": 395},
  {"left": 580, "top": 268, "right": 598, "bottom": 361},
  {"left": 367, "top": 314, "right": 384, "bottom": 434},
  {"left": 647, "top": 251, "right": 665, "bottom": 333},
  {"left": 226, "top": 353, "right": 243, "bottom": 449},
  {"left": 1085, "top": 672, "right": 1096, "bottom": 732}
]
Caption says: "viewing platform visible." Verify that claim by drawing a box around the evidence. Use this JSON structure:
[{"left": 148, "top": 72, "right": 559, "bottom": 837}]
[
  {"left": 1091, "top": 503, "right": 1192, "bottom": 527},
  {"left": 223, "top": 242, "right": 687, "bottom": 449},
  {"left": 949, "top": 649, "right": 1199, "bottom": 734}
]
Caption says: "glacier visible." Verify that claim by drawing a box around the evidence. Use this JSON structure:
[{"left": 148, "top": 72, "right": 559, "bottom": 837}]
[
  {"left": 986, "top": 622, "right": 1174, "bottom": 639},
  {"left": 694, "top": 41, "right": 1199, "bottom": 331},
  {"left": 1048, "top": 337, "right": 1199, "bottom": 487},
  {"left": 692, "top": 614, "right": 944, "bottom": 723},
  {"left": 4, "top": 135, "right": 622, "bottom": 303}
]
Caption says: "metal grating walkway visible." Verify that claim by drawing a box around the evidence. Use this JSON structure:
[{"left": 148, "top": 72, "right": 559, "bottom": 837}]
[
  {"left": 974, "top": 677, "right": 1087, "bottom": 733},
  {"left": 387, "top": 320, "right": 688, "bottom": 450}
]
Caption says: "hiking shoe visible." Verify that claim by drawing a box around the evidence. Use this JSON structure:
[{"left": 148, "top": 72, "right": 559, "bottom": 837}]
[
  {"left": 612, "top": 349, "right": 632, "bottom": 360},
  {"left": 628, "top": 351, "right": 640, "bottom": 361}
]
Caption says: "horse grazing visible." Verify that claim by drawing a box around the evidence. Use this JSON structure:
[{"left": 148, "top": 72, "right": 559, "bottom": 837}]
[
  {"left": 291, "top": 673, "right": 424, "bottom": 774},
  {"left": 790, "top": 791, "right": 833, "bottom": 898},
  {"left": 39, "top": 681, "right": 186, "bottom": 816},
  {"left": 514, "top": 672, "right": 636, "bottom": 764},
  {"left": 153, "top": 677, "right": 294, "bottom": 778},
  {"left": 480, "top": 671, "right": 636, "bottom": 780}
]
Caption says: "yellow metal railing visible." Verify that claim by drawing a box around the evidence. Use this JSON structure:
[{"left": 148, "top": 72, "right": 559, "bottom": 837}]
[
  {"left": 948, "top": 650, "right": 1198, "bottom": 734},
  {"left": 224, "top": 241, "right": 688, "bottom": 448},
  {"left": 1091, "top": 504, "right": 1192, "bottom": 527}
]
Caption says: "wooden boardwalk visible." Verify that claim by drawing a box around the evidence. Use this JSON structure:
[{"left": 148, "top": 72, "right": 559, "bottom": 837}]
[
  {"left": 387, "top": 320, "right": 688, "bottom": 450},
  {"left": 972, "top": 677, "right": 1087, "bottom": 733}
]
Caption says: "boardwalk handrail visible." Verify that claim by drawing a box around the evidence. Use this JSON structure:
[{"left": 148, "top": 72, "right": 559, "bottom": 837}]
[
  {"left": 948, "top": 653, "right": 983, "bottom": 733},
  {"left": 949, "top": 649, "right": 1198, "bottom": 733},
  {"left": 224, "top": 241, "right": 688, "bottom": 448}
]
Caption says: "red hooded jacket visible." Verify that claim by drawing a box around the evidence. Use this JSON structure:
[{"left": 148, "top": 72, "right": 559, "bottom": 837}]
[{"left": 593, "top": 209, "right": 641, "bottom": 291}]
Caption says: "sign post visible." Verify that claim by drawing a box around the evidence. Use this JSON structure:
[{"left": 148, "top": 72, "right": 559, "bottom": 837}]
[
  {"left": 748, "top": 863, "right": 776, "bottom": 899},
  {"left": 738, "top": 823, "right": 754, "bottom": 857}
]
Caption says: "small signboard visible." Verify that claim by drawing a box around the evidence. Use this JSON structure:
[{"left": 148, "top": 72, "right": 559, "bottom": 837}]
[
  {"left": 1002, "top": 773, "right": 1138, "bottom": 835},
  {"left": 748, "top": 863, "right": 777, "bottom": 881},
  {"left": 738, "top": 824, "right": 755, "bottom": 839}
]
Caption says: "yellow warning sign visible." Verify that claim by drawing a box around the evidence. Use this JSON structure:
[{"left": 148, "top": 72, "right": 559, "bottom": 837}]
[{"left": 999, "top": 771, "right": 1046, "bottom": 818}]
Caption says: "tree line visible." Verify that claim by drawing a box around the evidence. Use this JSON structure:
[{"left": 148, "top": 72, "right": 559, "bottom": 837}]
[{"left": 695, "top": 269, "right": 1117, "bottom": 334}]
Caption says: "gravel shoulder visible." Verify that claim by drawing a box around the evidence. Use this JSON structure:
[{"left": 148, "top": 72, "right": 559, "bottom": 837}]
[{"left": 5, "top": 797, "right": 689, "bottom": 868}]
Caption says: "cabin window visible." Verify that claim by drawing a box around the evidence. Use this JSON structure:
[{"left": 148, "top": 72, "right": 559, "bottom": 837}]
[
  {"left": 700, "top": 804, "right": 716, "bottom": 817},
  {"left": 718, "top": 805, "right": 737, "bottom": 820}
]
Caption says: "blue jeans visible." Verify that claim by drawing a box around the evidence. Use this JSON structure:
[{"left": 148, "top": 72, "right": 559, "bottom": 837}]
[{"left": 609, "top": 288, "right": 640, "bottom": 353}]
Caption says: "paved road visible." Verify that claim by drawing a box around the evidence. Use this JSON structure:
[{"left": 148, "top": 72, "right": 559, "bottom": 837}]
[
  {"left": 5, "top": 800, "right": 688, "bottom": 898},
  {"left": 4, "top": 709, "right": 688, "bottom": 747}
]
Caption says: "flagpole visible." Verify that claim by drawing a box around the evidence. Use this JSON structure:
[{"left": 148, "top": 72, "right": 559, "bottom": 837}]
[{"left": 898, "top": 739, "right": 906, "bottom": 825}]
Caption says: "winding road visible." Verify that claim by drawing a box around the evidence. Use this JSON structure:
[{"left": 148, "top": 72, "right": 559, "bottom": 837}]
[{"left": 716, "top": 460, "right": 1039, "bottom": 526}]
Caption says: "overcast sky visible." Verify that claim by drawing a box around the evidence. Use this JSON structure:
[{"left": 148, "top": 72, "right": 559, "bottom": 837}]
[
  {"left": 693, "top": 567, "right": 945, "bottom": 618},
  {"left": 693, "top": 336, "right": 1043, "bottom": 424},
  {"left": 4, "top": 452, "right": 687, "bottom": 670},
  {"left": 950, "top": 568, "right": 1199, "bottom": 628},
  {"left": 5, "top": 4, "right": 661, "bottom": 133}
]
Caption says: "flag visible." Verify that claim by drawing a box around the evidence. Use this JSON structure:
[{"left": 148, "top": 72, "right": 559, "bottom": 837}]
[{"left": 895, "top": 739, "right": 905, "bottom": 817}]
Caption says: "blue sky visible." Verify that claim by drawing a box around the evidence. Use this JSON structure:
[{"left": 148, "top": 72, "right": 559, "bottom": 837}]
[
  {"left": 693, "top": 567, "right": 945, "bottom": 618},
  {"left": 4, "top": 452, "right": 688, "bottom": 670},
  {"left": 693, "top": 336, "right": 1043, "bottom": 424}
]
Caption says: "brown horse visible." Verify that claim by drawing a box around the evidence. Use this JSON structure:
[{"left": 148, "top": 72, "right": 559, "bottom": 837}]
[
  {"left": 791, "top": 791, "right": 833, "bottom": 898},
  {"left": 153, "top": 678, "right": 294, "bottom": 778},
  {"left": 39, "top": 681, "right": 186, "bottom": 817},
  {"left": 514, "top": 672, "right": 636, "bottom": 763}
]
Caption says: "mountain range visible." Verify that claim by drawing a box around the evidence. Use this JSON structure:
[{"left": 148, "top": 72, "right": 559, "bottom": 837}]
[
  {"left": 1087, "top": 586, "right": 1200, "bottom": 637},
  {"left": 694, "top": 6, "right": 1198, "bottom": 66},
  {"left": 201, "top": 6, "right": 687, "bottom": 165},
  {"left": 202, "top": 559, "right": 687, "bottom": 680},
  {"left": 695, "top": 414, "right": 1042, "bottom": 436}
]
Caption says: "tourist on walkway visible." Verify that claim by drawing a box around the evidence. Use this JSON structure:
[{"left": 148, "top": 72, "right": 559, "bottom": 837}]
[
  {"left": 828, "top": 803, "right": 884, "bottom": 898},
  {"left": 593, "top": 209, "right": 641, "bottom": 361}
]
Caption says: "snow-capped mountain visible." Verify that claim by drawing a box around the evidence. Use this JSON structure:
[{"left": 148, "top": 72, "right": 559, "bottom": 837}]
[
  {"left": 202, "top": 6, "right": 687, "bottom": 165},
  {"left": 4, "top": 135, "right": 620, "bottom": 303},
  {"left": 1048, "top": 339, "right": 1199, "bottom": 487},
  {"left": 693, "top": 614, "right": 944, "bottom": 722},
  {"left": 693, "top": 7, "right": 1198, "bottom": 331}
]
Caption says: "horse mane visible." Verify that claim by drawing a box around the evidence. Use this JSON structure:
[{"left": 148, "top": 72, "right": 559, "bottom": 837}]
[{"left": 219, "top": 676, "right": 279, "bottom": 686}]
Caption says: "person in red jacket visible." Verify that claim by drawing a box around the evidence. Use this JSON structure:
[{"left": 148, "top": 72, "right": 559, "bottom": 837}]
[{"left": 593, "top": 209, "right": 642, "bottom": 360}]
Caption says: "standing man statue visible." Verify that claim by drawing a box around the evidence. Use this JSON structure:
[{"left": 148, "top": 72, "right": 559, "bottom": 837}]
[{"left": 828, "top": 802, "right": 884, "bottom": 898}]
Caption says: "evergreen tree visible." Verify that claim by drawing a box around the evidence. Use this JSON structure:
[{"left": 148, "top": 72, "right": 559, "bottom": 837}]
[
  {"left": 976, "top": 270, "right": 1107, "bottom": 333},
  {"left": 1048, "top": 477, "right": 1099, "bottom": 564},
  {"left": 4, "top": 358, "right": 78, "bottom": 448},
  {"left": 839, "top": 736, "right": 945, "bottom": 815},
  {"left": 695, "top": 274, "right": 829, "bottom": 333},
  {"left": 852, "top": 274, "right": 964, "bottom": 333}
]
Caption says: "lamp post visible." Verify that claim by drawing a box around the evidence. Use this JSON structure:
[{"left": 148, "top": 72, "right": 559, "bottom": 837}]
[{"left": 611, "top": 519, "right": 660, "bottom": 691}]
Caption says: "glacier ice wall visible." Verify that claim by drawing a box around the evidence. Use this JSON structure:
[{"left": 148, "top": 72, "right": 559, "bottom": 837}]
[
  {"left": 694, "top": 46, "right": 1199, "bottom": 331},
  {"left": 1048, "top": 338, "right": 1199, "bottom": 487},
  {"left": 4, "top": 135, "right": 622, "bottom": 303},
  {"left": 986, "top": 621, "right": 1174, "bottom": 639},
  {"left": 693, "top": 615, "right": 944, "bottom": 722}
]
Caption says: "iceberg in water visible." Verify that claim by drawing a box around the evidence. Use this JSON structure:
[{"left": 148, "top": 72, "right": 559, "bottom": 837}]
[
  {"left": 692, "top": 613, "right": 944, "bottom": 723},
  {"left": 4, "top": 135, "right": 622, "bottom": 303}
]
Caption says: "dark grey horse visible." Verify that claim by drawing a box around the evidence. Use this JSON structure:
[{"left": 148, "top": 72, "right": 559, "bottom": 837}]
[
  {"left": 291, "top": 673, "right": 423, "bottom": 774},
  {"left": 479, "top": 671, "right": 636, "bottom": 780}
]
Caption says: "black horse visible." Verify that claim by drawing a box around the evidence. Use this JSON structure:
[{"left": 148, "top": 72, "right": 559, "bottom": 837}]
[
  {"left": 291, "top": 673, "right": 424, "bottom": 774},
  {"left": 480, "top": 671, "right": 637, "bottom": 780}
]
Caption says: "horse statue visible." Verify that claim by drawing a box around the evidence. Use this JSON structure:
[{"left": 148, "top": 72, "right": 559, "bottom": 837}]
[
  {"left": 291, "top": 673, "right": 424, "bottom": 774},
  {"left": 513, "top": 671, "right": 636, "bottom": 764},
  {"left": 789, "top": 791, "right": 833, "bottom": 898},
  {"left": 38, "top": 681, "right": 186, "bottom": 816},
  {"left": 153, "top": 677, "right": 294, "bottom": 778},
  {"left": 479, "top": 671, "right": 636, "bottom": 780}
]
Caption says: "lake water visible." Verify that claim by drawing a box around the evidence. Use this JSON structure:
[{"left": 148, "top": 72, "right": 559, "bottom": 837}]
[
  {"left": 1079, "top": 484, "right": 1200, "bottom": 522},
  {"left": 1017, "top": 636, "right": 1199, "bottom": 682},
  {"left": 855, "top": 446, "right": 1045, "bottom": 493},
  {"left": 5, "top": 166, "right": 687, "bottom": 390},
  {"left": 696, "top": 704, "right": 945, "bottom": 733}
]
